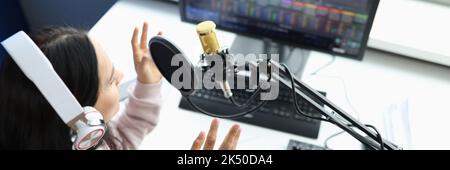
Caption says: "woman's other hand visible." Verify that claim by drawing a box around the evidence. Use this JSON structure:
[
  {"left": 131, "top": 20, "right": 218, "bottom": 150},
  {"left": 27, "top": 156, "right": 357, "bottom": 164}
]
[{"left": 191, "top": 119, "right": 241, "bottom": 150}]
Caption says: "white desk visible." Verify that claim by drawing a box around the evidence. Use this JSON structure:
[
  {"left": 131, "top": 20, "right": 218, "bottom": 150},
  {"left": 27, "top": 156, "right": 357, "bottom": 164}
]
[{"left": 90, "top": 0, "right": 450, "bottom": 150}]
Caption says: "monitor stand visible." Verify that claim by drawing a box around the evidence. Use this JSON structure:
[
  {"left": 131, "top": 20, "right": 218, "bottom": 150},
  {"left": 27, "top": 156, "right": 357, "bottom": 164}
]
[{"left": 229, "top": 35, "right": 310, "bottom": 79}]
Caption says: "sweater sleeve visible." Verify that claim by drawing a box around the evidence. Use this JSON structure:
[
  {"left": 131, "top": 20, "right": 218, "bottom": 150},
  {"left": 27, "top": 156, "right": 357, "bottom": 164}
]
[{"left": 103, "top": 80, "right": 162, "bottom": 150}]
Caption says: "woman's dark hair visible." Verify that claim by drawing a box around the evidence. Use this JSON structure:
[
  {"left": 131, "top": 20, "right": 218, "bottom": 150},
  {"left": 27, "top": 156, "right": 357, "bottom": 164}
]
[{"left": 0, "top": 27, "right": 100, "bottom": 149}]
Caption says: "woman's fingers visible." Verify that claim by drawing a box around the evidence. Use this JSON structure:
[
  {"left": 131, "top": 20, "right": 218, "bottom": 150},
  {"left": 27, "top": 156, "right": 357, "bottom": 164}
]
[
  {"left": 219, "top": 124, "right": 241, "bottom": 150},
  {"left": 140, "top": 22, "right": 149, "bottom": 49},
  {"left": 203, "top": 119, "right": 219, "bottom": 150},
  {"left": 131, "top": 27, "right": 141, "bottom": 62},
  {"left": 191, "top": 131, "right": 206, "bottom": 150},
  {"left": 132, "top": 22, "right": 151, "bottom": 64},
  {"left": 232, "top": 128, "right": 241, "bottom": 150}
]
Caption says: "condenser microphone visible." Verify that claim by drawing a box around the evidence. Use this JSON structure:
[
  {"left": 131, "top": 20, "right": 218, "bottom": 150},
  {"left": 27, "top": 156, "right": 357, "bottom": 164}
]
[
  {"left": 196, "top": 21, "right": 233, "bottom": 98},
  {"left": 149, "top": 21, "right": 234, "bottom": 98},
  {"left": 148, "top": 26, "right": 267, "bottom": 119},
  {"left": 196, "top": 21, "right": 220, "bottom": 55}
]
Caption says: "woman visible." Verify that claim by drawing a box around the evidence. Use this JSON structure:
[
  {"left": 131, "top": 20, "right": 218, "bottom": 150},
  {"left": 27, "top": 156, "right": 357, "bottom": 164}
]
[{"left": 0, "top": 22, "right": 240, "bottom": 150}]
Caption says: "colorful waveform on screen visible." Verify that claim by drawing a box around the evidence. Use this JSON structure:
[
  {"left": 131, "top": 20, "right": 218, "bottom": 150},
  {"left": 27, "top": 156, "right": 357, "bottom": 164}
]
[
  {"left": 210, "top": 0, "right": 368, "bottom": 41},
  {"left": 186, "top": 0, "right": 374, "bottom": 56}
]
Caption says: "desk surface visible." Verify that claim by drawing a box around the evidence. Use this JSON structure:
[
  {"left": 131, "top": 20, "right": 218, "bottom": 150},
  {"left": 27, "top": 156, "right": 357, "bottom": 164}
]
[{"left": 90, "top": 0, "right": 450, "bottom": 150}]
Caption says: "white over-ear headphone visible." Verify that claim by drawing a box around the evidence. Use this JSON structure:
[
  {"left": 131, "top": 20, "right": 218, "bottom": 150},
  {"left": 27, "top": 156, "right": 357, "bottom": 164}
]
[{"left": 1, "top": 31, "right": 106, "bottom": 150}]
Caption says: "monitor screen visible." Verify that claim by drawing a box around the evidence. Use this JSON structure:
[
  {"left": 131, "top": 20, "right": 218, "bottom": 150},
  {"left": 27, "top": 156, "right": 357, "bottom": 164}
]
[{"left": 180, "top": 0, "right": 379, "bottom": 60}]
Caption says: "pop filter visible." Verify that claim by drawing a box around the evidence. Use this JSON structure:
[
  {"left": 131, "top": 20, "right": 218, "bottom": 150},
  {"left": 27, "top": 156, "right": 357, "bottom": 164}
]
[{"left": 149, "top": 36, "right": 196, "bottom": 96}]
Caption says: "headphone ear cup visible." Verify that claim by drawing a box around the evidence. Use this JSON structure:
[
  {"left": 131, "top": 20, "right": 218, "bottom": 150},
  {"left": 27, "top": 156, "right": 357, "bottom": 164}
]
[
  {"left": 73, "top": 125, "right": 105, "bottom": 150},
  {"left": 72, "top": 107, "right": 106, "bottom": 150}
]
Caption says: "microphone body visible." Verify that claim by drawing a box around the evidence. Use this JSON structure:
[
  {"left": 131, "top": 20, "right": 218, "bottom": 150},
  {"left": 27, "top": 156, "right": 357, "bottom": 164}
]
[
  {"left": 196, "top": 21, "right": 220, "bottom": 55},
  {"left": 196, "top": 21, "right": 234, "bottom": 98}
]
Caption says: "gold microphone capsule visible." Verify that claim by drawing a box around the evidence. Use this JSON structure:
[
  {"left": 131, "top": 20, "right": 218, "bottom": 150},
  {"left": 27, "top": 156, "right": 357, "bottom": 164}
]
[{"left": 196, "top": 21, "right": 220, "bottom": 55}]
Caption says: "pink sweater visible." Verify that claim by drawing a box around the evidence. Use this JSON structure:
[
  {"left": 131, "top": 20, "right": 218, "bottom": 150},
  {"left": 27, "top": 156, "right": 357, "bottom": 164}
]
[{"left": 96, "top": 81, "right": 162, "bottom": 150}]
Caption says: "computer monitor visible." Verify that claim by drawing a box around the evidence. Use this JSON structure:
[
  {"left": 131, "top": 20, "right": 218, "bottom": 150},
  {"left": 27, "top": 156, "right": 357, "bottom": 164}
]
[{"left": 180, "top": 0, "right": 380, "bottom": 60}]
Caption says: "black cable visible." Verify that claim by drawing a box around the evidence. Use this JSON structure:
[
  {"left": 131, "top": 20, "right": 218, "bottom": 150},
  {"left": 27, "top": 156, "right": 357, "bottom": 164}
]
[
  {"left": 281, "top": 63, "right": 331, "bottom": 122},
  {"left": 365, "top": 124, "right": 384, "bottom": 150},
  {"left": 229, "top": 59, "right": 271, "bottom": 108},
  {"left": 229, "top": 87, "right": 263, "bottom": 108},
  {"left": 185, "top": 95, "right": 268, "bottom": 119}
]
